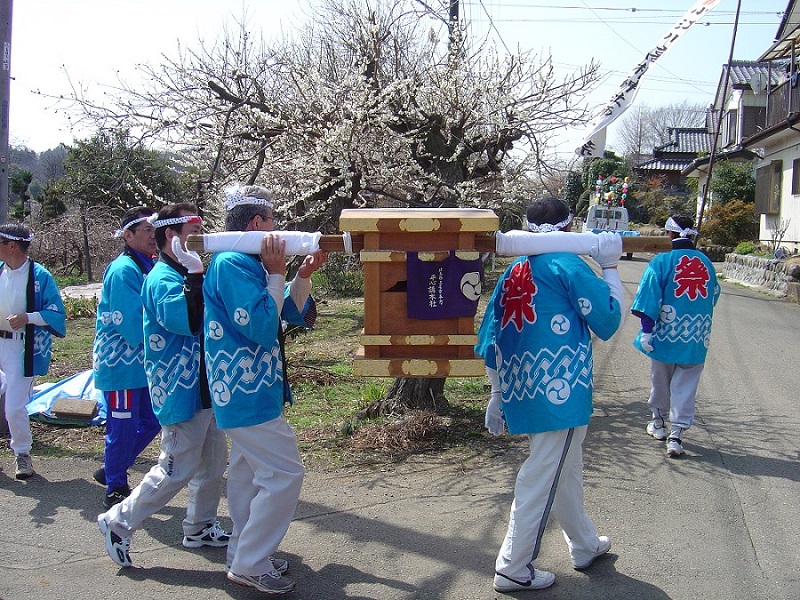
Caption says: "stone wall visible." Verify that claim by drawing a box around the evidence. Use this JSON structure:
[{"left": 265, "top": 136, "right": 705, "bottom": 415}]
[
  {"left": 722, "top": 253, "right": 800, "bottom": 304},
  {"left": 699, "top": 245, "right": 734, "bottom": 262}
]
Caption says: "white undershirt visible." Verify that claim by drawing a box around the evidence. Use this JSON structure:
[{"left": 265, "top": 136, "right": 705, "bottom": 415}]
[{"left": 0, "top": 259, "right": 47, "bottom": 330}]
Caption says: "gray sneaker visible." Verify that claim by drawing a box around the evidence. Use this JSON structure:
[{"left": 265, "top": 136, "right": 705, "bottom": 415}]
[
  {"left": 225, "top": 557, "right": 288, "bottom": 574},
  {"left": 15, "top": 454, "right": 34, "bottom": 480},
  {"left": 227, "top": 569, "right": 296, "bottom": 594}
]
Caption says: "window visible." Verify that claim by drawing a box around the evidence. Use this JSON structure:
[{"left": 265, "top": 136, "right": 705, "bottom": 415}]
[
  {"left": 792, "top": 158, "right": 800, "bottom": 195},
  {"left": 771, "top": 160, "right": 782, "bottom": 212},
  {"left": 723, "top": 110, "right": 738, "bottom": 146},
  {"left": 755, "top": 161, "right": 782, "bottom": 214}
]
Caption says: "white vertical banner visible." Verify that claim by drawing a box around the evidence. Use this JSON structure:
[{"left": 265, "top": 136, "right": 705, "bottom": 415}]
[{"left": 575, "top": 0, "right": 722, "bottom": 158}]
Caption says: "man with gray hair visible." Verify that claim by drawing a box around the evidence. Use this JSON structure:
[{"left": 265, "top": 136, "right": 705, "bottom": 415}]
[{"left": 203, "top": 184, "right": 327, "bottom": 595}]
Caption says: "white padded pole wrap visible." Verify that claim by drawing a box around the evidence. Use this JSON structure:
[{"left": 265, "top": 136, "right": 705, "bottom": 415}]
[
  {"left": 494, "top": 230, "right": 600, "bottom": 257},
  {"left": 200, "top": 231, "right": 322, "bottom": 256}
]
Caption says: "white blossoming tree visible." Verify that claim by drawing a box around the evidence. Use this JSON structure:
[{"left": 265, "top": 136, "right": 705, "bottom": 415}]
[
  {"left": 66, "top": 0, "right": 598, "bottom": 225},
  {"left": 65, "top": 0, "right": 601, "bottom": 414}
]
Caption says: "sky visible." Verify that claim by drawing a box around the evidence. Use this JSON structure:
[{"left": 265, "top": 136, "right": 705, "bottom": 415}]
[{"left": 8, "top": 0, "right": 791, "bottom": 160}]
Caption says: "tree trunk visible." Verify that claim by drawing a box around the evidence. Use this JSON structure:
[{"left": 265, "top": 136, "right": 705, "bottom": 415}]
[
  {"left": 80, "top": 202, "right": 94, "bottom": 282},
  {"left": 357, "top": 377, "right": 449, "bottom": 419}
]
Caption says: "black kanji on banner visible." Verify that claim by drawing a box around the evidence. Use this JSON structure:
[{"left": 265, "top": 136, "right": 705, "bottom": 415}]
[{"left": 406, "top": 251, "right": 482, "bottom": 320}]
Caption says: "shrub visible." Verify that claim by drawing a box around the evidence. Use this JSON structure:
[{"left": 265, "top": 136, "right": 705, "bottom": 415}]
[
  {"left": 734, "top": 241, "right": 757, "bottom": 255},
  {"left": 62, "top": 296, "right": 97, "bottom": 319},
  {"left": 314, "top": 252, "right": 364, "bottom": 297},
  {"left": 702, "top": 199, "right": 758, "bottom": 247}
]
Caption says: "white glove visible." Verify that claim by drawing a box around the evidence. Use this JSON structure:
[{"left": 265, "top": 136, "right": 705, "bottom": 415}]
[
  {"left": 0, "top": 368, "right": 6, "bottom": 396},
  {"left": 640, "top": 332, "right": 654, "bottom": 352},
  {"left": 592, "top": 231, "right": 622, "bottom": 268},
  {"left": 171, "top": 236, "right": 204, "bottom": 274},
  {"left": 484, "top": 366, "right": 505, "bottom": 436},
  {"left": 602, "top": 266, "right": 624, "bottom": 311},
  {"left": 485, "top": 391, "right": 505, "bottom": 436}
]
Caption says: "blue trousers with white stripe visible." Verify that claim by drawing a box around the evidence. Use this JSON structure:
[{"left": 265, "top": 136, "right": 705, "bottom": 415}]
[{"left": 102, "top": 387, "right": 161, "bottom": 492}]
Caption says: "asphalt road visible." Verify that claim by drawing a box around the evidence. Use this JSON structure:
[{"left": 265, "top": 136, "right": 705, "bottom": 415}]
[{"left": 1, "top": 258, "right": 799, "bottom": 600}]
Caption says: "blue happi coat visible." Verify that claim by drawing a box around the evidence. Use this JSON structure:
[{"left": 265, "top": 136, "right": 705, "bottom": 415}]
[
  {"left": 631, "top": 245, "right": 720, "bottom": 365},
  {"left": 0, "top": 260, "right": 66, "bottom": 377},
  {"left": 475, "top": 253, "right": 621, "bottom": 435},
  {"left": 141, "top": 259, "right": 203, "bottom": 426},
  {"left": 203, "top": 251, "right": 314, "bottom": 430},
  {"left": 93, "top": 252, "right": 151, "bottom": 391}
]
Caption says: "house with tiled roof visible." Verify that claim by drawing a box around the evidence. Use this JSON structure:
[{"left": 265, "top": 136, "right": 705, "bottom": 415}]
[
  {"left": 633, "top": 127, "right": 711, "bottom": 196},
  {"left": 739, "top": 0, "right": 800, "bottom": 252},
  {"left": 681, "top": 60, "right": 773, "bottom": 218}
]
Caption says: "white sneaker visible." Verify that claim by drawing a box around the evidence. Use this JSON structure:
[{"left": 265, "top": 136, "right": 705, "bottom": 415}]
[
  {"left": 494, "top": 568, "right": 555, "bottom": 592},
  {"left": 574, "top": 536, "right": 612, "bottom": 570},
  {"left": 646, "top": 421, "right": 668, "bottom": 440},
  {"left": 666, "top": 437, "right": 685, "bottom": 457}
]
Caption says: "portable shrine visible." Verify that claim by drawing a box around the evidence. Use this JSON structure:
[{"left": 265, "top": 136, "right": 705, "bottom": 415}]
[{"left": 338, "top": 208, "right": 498, "bottom": 378}]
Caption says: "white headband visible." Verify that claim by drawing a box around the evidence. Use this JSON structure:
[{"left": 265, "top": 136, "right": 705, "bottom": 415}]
[
  {"left": 526, "top": 213, "right": 573, "bottom": 233},
  {"left": 664, "top": 217, "right": 698, "bottom": 238},
  {"left": 149, "top": 214, "right": 203, "bottom": 229},
  {"left": 224, "top": 185, "right": 274, "bottom": 212},
  {"left": 0, "top": 230, "right": 33, "bottom": 243},
  {"left": 114, "top": 215, "right": 152, "bottom": 238}
]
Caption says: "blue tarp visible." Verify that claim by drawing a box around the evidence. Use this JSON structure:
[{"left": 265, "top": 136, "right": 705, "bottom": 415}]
[
  {"left": 26, "top": 370, "right": 106, "bottom": 426},
  {"left": 588, "top": 228, "right": 640, "bottom": 237}
]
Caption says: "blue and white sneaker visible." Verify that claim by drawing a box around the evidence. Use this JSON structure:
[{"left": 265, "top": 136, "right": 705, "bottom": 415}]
[
  {"left": 182, "top": 521, "right": 231, "bottom": 548},
  {"left": 97, "top": 514, "right": 132, "bottom": 567}
]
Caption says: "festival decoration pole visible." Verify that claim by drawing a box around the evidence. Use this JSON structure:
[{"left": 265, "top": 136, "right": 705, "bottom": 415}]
[{"left": 575, "top": 0, "right": 722, "bottom": 158}]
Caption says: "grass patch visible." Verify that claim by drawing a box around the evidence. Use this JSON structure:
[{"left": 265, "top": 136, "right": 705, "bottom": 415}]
[{"left": 3, "top": 290, "right": 511, "bottom": 468}]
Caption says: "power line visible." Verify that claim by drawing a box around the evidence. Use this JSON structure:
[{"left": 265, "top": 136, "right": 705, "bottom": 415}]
[
  {"left": 482, "top": 19, "right": 778, "bottom": 25},
  {"left": 462, "top": 2, "right": 780, "bottom": 17}
]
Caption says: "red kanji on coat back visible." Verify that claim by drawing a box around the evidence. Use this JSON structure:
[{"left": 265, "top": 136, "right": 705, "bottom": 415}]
[
  {"left": 501, "top": 260, "right": 537, "bottom": 331},
  {"left": 673, "top": 255, "right": 709, "bottom": 300}
]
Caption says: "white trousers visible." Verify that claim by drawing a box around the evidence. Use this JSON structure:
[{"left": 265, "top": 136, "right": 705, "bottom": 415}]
[
  {"left": 105, "top": 408, "right": 228, "bottom": 537},
  {"left": 496, "top": 426, "right": 604, "bottom": 579},
  {"left": 225, "top": 416, "right": 304, "bottom": 576},
  {"left": 648, "top": 360, "right": 704, "bottom": 433},
  {"left": 0, "top": 337, "right": 34, "bottom": 455}
]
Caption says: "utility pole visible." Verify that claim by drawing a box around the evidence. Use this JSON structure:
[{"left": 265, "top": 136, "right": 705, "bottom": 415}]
[
  {"left": 697, "top": 0, "right": 742, "bottom": 228},
  {"left": 0, "top": 0, "right": 11, "bottom": 224},
  {"left": 0, "top": 0, "right": 9, "bottom": 434}
]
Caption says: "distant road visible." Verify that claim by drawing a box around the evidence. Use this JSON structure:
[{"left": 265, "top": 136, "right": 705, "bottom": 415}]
[{"left": 582, "top": 258, "right": 800, "bottom": 600}]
